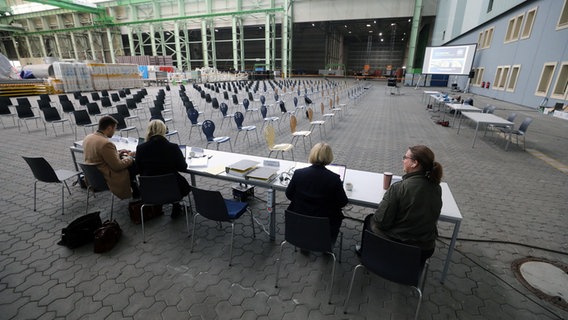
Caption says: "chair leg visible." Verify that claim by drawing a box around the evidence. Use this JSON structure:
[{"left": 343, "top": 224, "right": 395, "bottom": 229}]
[
  {"left": 414, "top": 288, "right": 423, "bottom": 320},
  {"left": 229, "top": 222, "right": 235, "bottom": 266},
  {"left": 61, "top": 183, "right": 64, "bottom": 215},
  {"left": 190, "top": 213, "right": 200, "bottom": 252},
  {"left": 343, "top": 264, "right": 364, "bottom": 314},
  {"left": 85, "top": 189, "right": 90, "bottom": 214},
  {"left": 327, "top": 253, "right": 337, "bottom": 304},
  {"left": 183, "top": 199, "right": 191, "bottom": 238},
  {"left": 33, "top": 181, "right": 37, "bottom": 211},
  {"left": 141, "top": 204, "right": 147, "bottom": 243},
  {"left": 274, "top": 240, "right": 287, "bottom": 288}
]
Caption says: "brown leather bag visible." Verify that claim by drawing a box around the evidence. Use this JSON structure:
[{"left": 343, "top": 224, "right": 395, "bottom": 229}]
[
  {"left": 128, "top": 200, "right": 164, "bottom": 224},
  {"left": 93, "top": 220, "right": 122, "bottom": 253}
]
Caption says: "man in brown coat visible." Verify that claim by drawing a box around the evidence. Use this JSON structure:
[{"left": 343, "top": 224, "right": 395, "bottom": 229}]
[{"left": 83, "top": 115, "right": 138, "bottom": 199}]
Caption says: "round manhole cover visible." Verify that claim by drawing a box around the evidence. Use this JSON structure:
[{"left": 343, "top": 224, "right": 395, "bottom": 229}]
[{"left": 512, "top": 257, "right": 568, "bottom": 311}]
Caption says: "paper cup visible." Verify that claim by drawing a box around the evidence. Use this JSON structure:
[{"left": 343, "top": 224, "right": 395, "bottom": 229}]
[{"left": 383, "top": 172, "right": 393, "bottom": 190}]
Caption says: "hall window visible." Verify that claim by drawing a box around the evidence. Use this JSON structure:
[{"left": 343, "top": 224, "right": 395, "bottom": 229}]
[
  {"left": 535, "top": 63, "right": 557, "bottom": 97},
  {"left": 558, "top": 0, "right": 568, "bottom": 29},
  {"left": 506, "top": 65, "right": 521, "bottom": 92},
  {"left": 521, "top": 7, "right": 537, "bottom": 39},
  {"left": 551, "top": 62, "right": 568, "bottom": 100},
  {"left": 494, "top": 66, "right": 510, "bottom": 90},
  {"left": 505, "top": 14, "right": 523, "bottom": 43}
]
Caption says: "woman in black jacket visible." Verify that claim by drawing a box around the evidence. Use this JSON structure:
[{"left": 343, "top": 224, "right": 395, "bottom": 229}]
[
  {"left": 136, "top": 120, "right": 190, "bottom": 217},
  {"left": 285, "top": 142, "right": 348, "bottom": 244}
]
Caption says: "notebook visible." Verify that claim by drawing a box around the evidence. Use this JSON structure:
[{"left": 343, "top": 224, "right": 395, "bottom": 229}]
[{"left": 187, "top": 156, "right": 208, "bottom": 167}]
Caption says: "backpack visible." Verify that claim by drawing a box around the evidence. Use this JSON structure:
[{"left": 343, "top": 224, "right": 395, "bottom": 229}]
[{"left": 57, "top": 212, "right": 102, "bottom": 248}]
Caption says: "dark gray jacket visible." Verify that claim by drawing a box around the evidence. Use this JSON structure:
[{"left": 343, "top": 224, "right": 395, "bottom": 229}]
[{"left": 371, "top": 171, "right": 442, "bottom": 250}]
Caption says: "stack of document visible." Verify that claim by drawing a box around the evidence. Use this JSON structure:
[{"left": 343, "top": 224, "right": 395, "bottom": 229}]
[
  {"left": 227, "top": 159, "right": 259, "bottom": 177},
  {"left": 246, "top": 167, "right": 279, "bottom": 181}
]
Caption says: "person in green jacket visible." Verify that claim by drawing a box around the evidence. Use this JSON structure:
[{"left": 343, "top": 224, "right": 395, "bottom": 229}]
[{"left": 365, "top": 145, "right": 443, "bottom": 265}]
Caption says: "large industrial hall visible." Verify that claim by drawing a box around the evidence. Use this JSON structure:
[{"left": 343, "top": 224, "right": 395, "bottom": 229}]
[{"left": 0, "top": 0, "right": 567, "bottom": 319}]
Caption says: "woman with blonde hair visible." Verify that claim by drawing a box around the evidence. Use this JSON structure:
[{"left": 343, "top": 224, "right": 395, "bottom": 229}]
[
  {"left": 285, "top": 143, "right": 348, "bottom": 245},
  {"left": 136, "top": 120, "right": 190, "bottom": 218}
]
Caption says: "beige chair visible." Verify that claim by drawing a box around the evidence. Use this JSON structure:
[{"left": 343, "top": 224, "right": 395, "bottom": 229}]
[
  {"left": 321, "top": 101, "right": 335, "bottom": 127},
  {"left": 264, "top": 124, "right": 294, "bottom": 160},
  {"left": 308, "top": 107, "right": 326, "bottom": 139},
  {"left": 290, "top": 115, "right": 312, "bottom": 152},
  {"left": 333, "top": 95, "right": 344, "bottom": 116}
]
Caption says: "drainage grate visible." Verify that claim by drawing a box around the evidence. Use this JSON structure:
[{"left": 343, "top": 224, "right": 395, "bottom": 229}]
[{"left": 512, "top": 257, "right": 568, "bottom": 312}]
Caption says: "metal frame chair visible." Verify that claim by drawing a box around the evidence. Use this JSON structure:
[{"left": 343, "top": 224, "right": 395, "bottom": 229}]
[
  {"left": 72, "top": 109, "right": 97, "bottom": 139},
  {"left": 264, "top": 124, "right": 294, "bottom": 160},
  {"left": 186, "top": 107, "right": 203, "bottom": 141},
  {"left": 0, "top": 104, "right": 17, "bottom": 128},
  {"left": 499, "top": 117, "right": 533, "bottom": 150},
  {"left": 41, "top": 107, "right": 72, "bottom": 136},
  {"left": 22, "top": 156, "right": 80, "bottom": 215},
  {"left": 16, "top": 104, "right": 42, "bottom": 133},
  {"left": 190, "top": 186, "right": 255, "bottom": 266},
  {"left": 78, "top": 163, "right": 116, "bottom": 220},
  {"left": 233, "top": 111, "right": 259, "bottom": 146},
  {"left": 202, "top": 120, "right": 233, "bottom": 151},
  {"left": 290, "top": 114, "right": 312, "bottom": 152},
  {"left": 343, "top": 230, "right": 429, "bottom": 320},
  {"left": 110, "top": 113, "right": 139, "bottom": 138},
  {"left": 275, "top": 210, "right": 343, "bottom": 304},
  {"left": 139, "top": 174, "right": 191, "bottom": 243}
]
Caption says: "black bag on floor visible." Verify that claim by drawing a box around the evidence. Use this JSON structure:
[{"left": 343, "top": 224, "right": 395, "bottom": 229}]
[{"left": 57, "top": 212, "right": 102, "bottom": 248}]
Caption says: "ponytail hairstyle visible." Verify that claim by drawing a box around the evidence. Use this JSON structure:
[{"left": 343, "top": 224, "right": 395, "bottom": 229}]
[{"left": 408, "top": 145, "right": 443, "bottom": 184}]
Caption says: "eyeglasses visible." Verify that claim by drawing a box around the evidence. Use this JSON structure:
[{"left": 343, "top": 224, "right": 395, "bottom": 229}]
[{"left": 402, "top": 155, "right": 414, "bottom": 161}]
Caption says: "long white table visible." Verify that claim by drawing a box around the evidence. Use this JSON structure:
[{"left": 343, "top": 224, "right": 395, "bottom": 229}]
[
  {"left": 443, "top": 103, "right": 482, "bottom": 127},
  {"left": 457, "top": 112, "right": 514, "bottom": 150},
  {"left": 70, "top": 142, "right": 463, "bottom": 284},
  {"left": 185, "top": 149, "right": 462, "bottom": 284}
]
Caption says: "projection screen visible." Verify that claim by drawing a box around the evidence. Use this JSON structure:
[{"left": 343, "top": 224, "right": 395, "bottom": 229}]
[{"left": 422, "top": 44, "right": 477, "bottom": 75}]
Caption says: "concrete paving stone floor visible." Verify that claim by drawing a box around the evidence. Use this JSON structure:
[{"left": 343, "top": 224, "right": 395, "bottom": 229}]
[{"left": 0, "top": 79, "right": 567, "bottom": 319}]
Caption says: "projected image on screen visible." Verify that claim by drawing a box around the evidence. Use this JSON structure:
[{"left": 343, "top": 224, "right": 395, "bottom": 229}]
[{"left": 422, "top": 44, "right": 477, "bottom": 75}]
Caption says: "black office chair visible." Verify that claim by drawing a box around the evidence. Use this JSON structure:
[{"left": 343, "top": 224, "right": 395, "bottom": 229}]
[
  {"left": 73, "top": 109, "right": 97, "bottom": 140},
  {"left": 233, "top": 111, "right": 259, "bottom": 146},
  {"left": 16, "top": 104, "right": 42, "bottom": 133},
  {"left": 138, "top": 174, "right": 190, "bottom": 243},
  {"left": 79, "top": 163, "right": 116, "bottom": 220},
  {"left": 202, "top": 120, "right": 232, "bottom": 151},
  {"left": 0, "top": 104, "right": 17, "bottom": 128},
  {"left": 22, "top": 156, "right": 80, "bottom": 215},
  {"left": 343, "top": 230, "right": 429, "bottom": 320},
  {"left": 110, "top": 113, "right": 139, "bottom": 138},
  {"left": 190, "top": 186, "right": 255, "bottom": 266},
  {"left": 274, "top": 210, "right": 342, "bottom": 304},
  {"left": 41, "top": 107, "right": 72, "bottom": 136}
]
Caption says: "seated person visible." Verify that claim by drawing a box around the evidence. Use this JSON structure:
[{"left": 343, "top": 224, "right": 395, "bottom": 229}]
[
  {"left": 83, "top": 115, "right": 138, "bottom": 199},
  {"left": 135, "top": 120, "right": 190, "bottom": 218},
  {"left": 365, "top": 145, "right": 443, "bottom": 265},
  {"left": 285, "top": 143, "right": 348, "bottom": 245}
]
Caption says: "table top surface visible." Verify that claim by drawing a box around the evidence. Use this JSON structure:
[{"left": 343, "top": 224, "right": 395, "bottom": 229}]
[
  {"left": 189, "top": 149, "right": 463, "bottom": 221},
  {"left": 461, "top": 112, "right": 514, "bottom": 125},
  {"left": 446, "top": 103, "right": 481, "bottom": 112}
]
